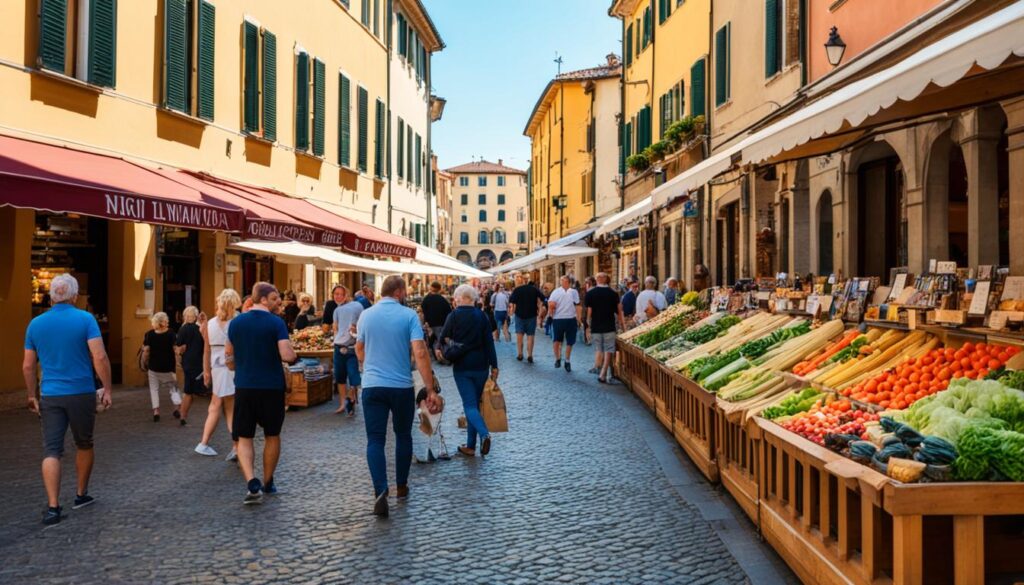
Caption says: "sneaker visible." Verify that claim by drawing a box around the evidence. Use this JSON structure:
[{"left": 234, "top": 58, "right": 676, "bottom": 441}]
[
  {"left": 172, "top": 409, "right": 181, "bottom": 419},
  {"left": 565, "top": 362, "right": 572, "bottom": 373},
  {"left": 263, "top": 478, "right": 278, "bottom": 495},
  {"left": 554, "top": 359, "right": 561, "bottom": 369},
  {"left": 588, "top": 367, "right": 600, "bottom": 374},
  {"left": 226, "top": 448, "right": 238, "bottom": 462},
  {"left": 373, "top": 491, "right": 389, "bottom": 517},
  {"left": 244, "top": 479, "right": 263, "bottom": 505},
  {"left": 72, "top": 493, "right": 95, "bottom": 510},
  {"left": 195, "top": 443, "right": 218, "bottom": 457},
  {"left": 42, "top": 506, "right": 62, "bottom": 526}
]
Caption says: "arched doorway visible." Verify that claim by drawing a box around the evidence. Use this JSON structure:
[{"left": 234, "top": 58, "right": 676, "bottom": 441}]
[
  {"left": 946, "top": 145, "right": 969, "bottom": 267},
  {"left": 499, "top": 250, "right": 514, "bottom": 263},
  {"left": 854, "top": 141, "right": 905, "bottom": 279},
  {"left": 817, "top": 190, "right": 833, "bottom": 275},
  {"left": 476, "top": 249, "right": 497, "bottom": 269},
  {"left": 456, "top": 250, "right": 472, "bottom": 265}
]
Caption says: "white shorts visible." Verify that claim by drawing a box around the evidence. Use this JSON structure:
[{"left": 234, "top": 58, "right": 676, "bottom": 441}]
[{"left": 212, "top": 366, "right": 236, "bottom": 398}]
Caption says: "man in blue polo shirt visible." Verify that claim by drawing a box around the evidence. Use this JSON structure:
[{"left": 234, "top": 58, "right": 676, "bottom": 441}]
[
  {"left": 23, "top": 274, "right": 113, "bottom": 525},
  {"left": 356, "top": 275, "right": 437, "bottom": 517},
  {"left": 226, "top": 282, "right": 298, "bottom": 505}
]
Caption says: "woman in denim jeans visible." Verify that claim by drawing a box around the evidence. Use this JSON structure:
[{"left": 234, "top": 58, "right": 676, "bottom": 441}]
[{"left": 439, "top": 285, "right": 498, "bottom": 457}]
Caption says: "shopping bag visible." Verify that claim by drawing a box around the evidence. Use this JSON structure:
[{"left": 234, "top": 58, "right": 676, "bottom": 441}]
[{"left": 480, "top": 378, "right": 508, "bottom": 433}]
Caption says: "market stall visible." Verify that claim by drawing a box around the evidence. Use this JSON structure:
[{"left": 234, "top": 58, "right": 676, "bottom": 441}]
[{"left": 615, "top": 270, "right": 1024, "bottom": 584}]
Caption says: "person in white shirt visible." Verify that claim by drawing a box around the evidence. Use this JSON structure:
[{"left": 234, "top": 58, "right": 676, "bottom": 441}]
[
  {"left": 547, "top": 275, "right": 582, "bottom": 373},
  {"left": 634, "top": 276, "right": 667, "bottom": 325},
  {"left": 489, "top": 284, "right": 511, "bottom": 342}
]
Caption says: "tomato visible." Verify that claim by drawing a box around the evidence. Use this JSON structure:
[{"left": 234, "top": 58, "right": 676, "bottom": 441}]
[
  {"left": 977, "top": 368, "right": 989, "bottom": 379},
  {"left": 909, "top": 372, "right": 921, "bottom": 383},
  {"left": 998, "top": 351, "right": 1010, "bottom": 363},
  {"left": 988, "top": 358, "right": 1001, "bottom": 370},
  {"left": 879, "top": 400, "right": 890, "bottom": 409},
  {"left": 1008, "top": 346, "right": 1021, "bottom": 357},
  {"left": 937, "top": 367, "right": 951, "bottom": 381},
  {"left": 865, "top": 380, "right": 878, "bottom": 393},
  {"left": 921, "top": 355, "right": 934, "bottom": 366}
]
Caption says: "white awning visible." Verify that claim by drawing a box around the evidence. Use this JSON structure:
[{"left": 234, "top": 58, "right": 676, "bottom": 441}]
[
  {"left": 489, "top": 226, "right": 597, "bottom": 274},
  {"left": 653, "top": 2, "right": 1024, "bottom": 207},
  {"left": 491, "top": 245, "right": 598, "bottom": 274},
  {"left": 232, "top": 240, "right": 483, "bottom": 277},
  {"left": 594, "top": 196, "right": 652, "bottom": 237},
  {"left": 412, "top": 244, "right": 492, "bottom": 278}
]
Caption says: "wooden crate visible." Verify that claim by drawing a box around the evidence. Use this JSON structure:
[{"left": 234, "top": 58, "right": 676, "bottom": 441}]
[
  {"left": 756, "top": 416, "right": 1024, "bottom": 585},
  {"left": 667, "top": 369, "right": 718, "bottom": 483},
  {"left": 286, "top": 373, "right": 333, "bottom": 408},
  {"left": 652, "top": 358, "right": 674, "bottom": 431},
  {"left": 714, "top": 400, "right": 762, "bottom": 524},
  {"left": 617, "top": 341, "right": 654, "bottom": 409}
]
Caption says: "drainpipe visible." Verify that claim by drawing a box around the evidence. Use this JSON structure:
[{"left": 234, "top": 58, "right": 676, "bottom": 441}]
[
  {"left": 425, "top": 54, "right": 432, "bottom": 249},
  {"left": 619, "top": 17, "right": 626, "bottom": 214},
  {"left": 798, "top": 0, "right": 807, "bottom": 87},
  {"left": 386, "top": 0, "right": 393, "bottom": 234},
  {"left": 590, "top": 84, "right": 598, "bottom": 223},
  {"left": 559, "top": 79, "right": 565, "bottom": 239}
]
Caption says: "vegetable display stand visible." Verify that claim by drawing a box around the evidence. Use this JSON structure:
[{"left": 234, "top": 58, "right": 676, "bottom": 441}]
[
  {"left": 286, "top": 373, "right": 333, "bottom": 408},
  {"left": 652, "top": 360, "right": 675, "bottom": 431},
  {"left": 618, "top": 341, "right": 654, "bottom": 409},
  {"left": 667, "top": 369, "right": 719, "bottom": 483},
  {"left": 714, "top": 399, "right": 762, "bottom": 524}
]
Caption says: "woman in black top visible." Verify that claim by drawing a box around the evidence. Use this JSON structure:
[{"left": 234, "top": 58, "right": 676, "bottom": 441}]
[
  {"left": 294, "top": 292, "right": 320, "bottom": 330},
  {"left": 175, "top": 306, "right": 206, "bottom": 426},
  {"left": 281, "top": 290, "right": 300, "bottom": 331},
  {"left": 440, "top": 284, "right": 499, "bottom": 458},
  {"left": 321, "top": 285, "right": 344, "bottom": 334},
  {"left": 144, "top": 312, "right": 182, "bottom": 422}
]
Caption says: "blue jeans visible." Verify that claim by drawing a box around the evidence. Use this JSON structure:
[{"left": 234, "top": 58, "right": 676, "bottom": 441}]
[
  {"left": 453, "top": 369, "right": 489, "bottom": 449},
  {"left": 333, "top": 346, "right": 361, "bottom": 386},
  {"left": 362, "top": 386, "right": 415, "bottom": 497}
]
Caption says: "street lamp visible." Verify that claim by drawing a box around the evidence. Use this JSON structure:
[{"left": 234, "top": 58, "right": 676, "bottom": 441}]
[{"left": 824, "top": 26, "right": 847, "bottom": 67}]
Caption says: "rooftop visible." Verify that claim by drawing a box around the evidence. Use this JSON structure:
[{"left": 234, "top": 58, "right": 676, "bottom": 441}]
[
  {"left": 523, "top": 55, "right": 622, "bottom": 137},
  {"left": 445, "top": 159, "right": 527, "bottom": 175}
]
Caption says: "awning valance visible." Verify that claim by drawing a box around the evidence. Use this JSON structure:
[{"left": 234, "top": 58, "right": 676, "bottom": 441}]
[
  {"left": 491, "top": 245, "right": 599, "bottom": 274},
  {"left": 490, "top": 226, "right": 597, "bottom": 274},
  {"left": 412, "top": 244, "right": 493, "bottom": 278},
  {"left": 232, "top": 240, "right": 485, "bottom": 277},
  {"left": 653, "top": 2, "right": 1024, "bottom": 207}
]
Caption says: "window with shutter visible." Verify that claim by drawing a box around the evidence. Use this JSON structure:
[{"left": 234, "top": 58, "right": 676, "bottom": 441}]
[
  {"left": 164, "top": 0, "right": 189, "bottom": 112},
  {"left": 624, "top": 121, "right": 632, "bottom": 159},
  {"left": 295, "top": 52, "right": 310, "bottom": 151},
  {"left": 262, "top": 30, "right": 277, "bottom": 141},
  {"left": 375, "top": 99, "right": 385, "bottom": 178},
  {"left": 312, "top": 58, "right": 325, "bottom": 156},
  {"left": 625, "top": 23, "right": 633, "bottom": 66},
  {"left": 398, "top": 14, "right": 407, "bottom": 56},
  {"left": 195, "top": 1, "right": 214, "bottom": 120},
  {"left": 415, "top": 134, "right": 422, "bottom": 187},
  {"left": 765, "top": 0, "right": 781, "bottom": 77},
  {"left": 338, "top": 73, "right": 351, "bottom": 166},
  {"left": 406, "top": 126, "right": 413, "bottom": 180},
  {"left": 361, "top": 0, "right": 370, "bottom": 27},
  {"left": 88, "top": 0, "right": 117, "bottom": 87},
  {"left": 242, "top": 21, "right": 259, "bottom": 132},
  {"left": 396, "top": 117, "right": 405, "bottom": 179},
  {"left": 715, "top": 24, "right": 730, "bottom": 106},
  {"left": 690, "top": 57, "right": 705, "bottom": 118},
  {"left": 38, "top": 0, "right": 67, "bottom": 72},
  {"left": 357, "top": 86, "right": 369, "bottom": 172}
]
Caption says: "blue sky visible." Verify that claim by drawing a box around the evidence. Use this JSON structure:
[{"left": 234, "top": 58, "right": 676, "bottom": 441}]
[{"left": 423, "top": 0, "right": 621, "bottom": 172}]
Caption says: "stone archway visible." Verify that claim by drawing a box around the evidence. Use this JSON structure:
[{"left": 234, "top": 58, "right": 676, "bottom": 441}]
[
  {"left": 499, "top": 250, "right": 514, "bottom": 263},
  {"left": 476, "top": 249, "right": 497, "bottom": 269},
  {"left": 456, "top": 250, "right": 472, "bottom": 265},
  {"left": 849, "top": 140, "right": 906, "bottom": 280}
]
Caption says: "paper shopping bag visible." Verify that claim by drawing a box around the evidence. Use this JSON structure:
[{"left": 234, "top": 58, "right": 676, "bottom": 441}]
[{"left": 480, "top": 378, "right": 508, "bottom": 433}]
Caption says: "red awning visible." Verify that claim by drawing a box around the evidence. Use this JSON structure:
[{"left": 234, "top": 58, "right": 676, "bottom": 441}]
[
  {"left": 0, "top": 135, "right": 244, "bottom": 232},
  {"left": 190, "top": 173, "right": 417, "bottom": 259}
]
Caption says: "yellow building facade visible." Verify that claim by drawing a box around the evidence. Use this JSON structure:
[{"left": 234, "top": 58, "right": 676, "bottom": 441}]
[
  {"left": 524, "top": 59, "right": 621, "bottom": 248},
  {"left": 0, "top": 0, "right": 426, "bottom": 399},
  {"left": 446, "top": 161, "right": 529, "bottom": 269}
]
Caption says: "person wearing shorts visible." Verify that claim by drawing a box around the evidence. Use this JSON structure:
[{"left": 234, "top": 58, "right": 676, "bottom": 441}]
[
  {"left": 24, "top": 274, "right": 113, "bottom": 525},
  {"left": 547, "top": 276, "right": 582, "bottom": 373},
  {"left": 585, "top": 273, "right": 626, "bottom": 383},
  {"left": 509, "top": 276, "right": 545, "bottom": 363},
  {"left": 332, "top": 286, "right": 364, "bottom": 416},
  {"left": 226, "top": 282, "right": 298, "bottom": 505}
]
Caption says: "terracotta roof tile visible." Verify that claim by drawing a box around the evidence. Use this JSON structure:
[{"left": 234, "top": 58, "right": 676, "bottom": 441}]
[{"left": 444, "top": 160, "right": 527, "bottom": 175}]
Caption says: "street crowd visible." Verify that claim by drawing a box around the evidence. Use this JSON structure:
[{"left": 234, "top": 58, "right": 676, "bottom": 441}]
[{"left": 21, "top": 270, "right": 685, "bottom": 524}]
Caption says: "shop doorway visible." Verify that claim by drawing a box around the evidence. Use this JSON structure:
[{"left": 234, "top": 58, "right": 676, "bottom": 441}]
[
  {"left": 946, "top": 145, "right": 969, "bottom": 267},
  {"left": 857, "top": 149, "right": 905, "bottom": 280},
  {"left": 997, "top": 128, "right": 1010, "bottom": 266},
  {"left": 158, "top": 228, "right": 200, "bottom": 330},
  {"left": 242, "top": 253, "right": 274, "bottom": 296},
  {"left": 717, "top": 202, "right": 739, "bottom": 285},
  {"left": 817, "top": 190, "right": 834, "bottom": 275}
]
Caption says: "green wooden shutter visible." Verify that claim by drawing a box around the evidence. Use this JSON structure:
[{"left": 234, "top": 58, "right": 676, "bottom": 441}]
[
  {"left": 765, "top": 0, "right": 780, "bottom": 77},
  {"left": 312, "top": 58, "right": 325, "bottom": 156},
  {"left": 295, "top": 52, "right": 309, "bottom": 151},
  {"left": 658, "top": 0, "right": 666, "bottom": 24},
  {"left": 624, "top": 121, "right": 632, "bottom": 159},
  {"left": 38, "top": 0, "right": 66, "bottom": 72},
  {"left": 242, "top": 21, "right": 259, "bottom": 131},
  {"left": 338, "top": 73, "right": 351, "bottom": 166},
  {"left": 398, "top": 14, "right": 407, "bottom": 57},
  {"left": 261, "top": 30, "right": 277, "bottom": 141},
  {"left": 625, "top": 23, "right": 633, "bottom": 66},
  {"left": 690, "top": 58, "right": 705, "bottom": 118},
  {"left": 635, "top": 18, "right": 641, "bottom": 57},
  {"left": 195, "top": 0, "right": 214, "bottom": 119},
  {"left": 357, "top": 86, "right": 368, "bottom": 172},
  {"left": 415, "top": 133, "right": 422, "bottom": 187},
  {"left": 164, "top": 0, "right": 188, "bottom": 112},
  {"left": 396, "top": 117, "right": 404, "bottom": 178},
  {"left": 406, "top": 126, "right": 413, "bottom": 180},
  {"left": 715, "top": 26, "right": 728, "bottom": 106},
  {"left": 374, "top": 99, "right": 384, "bottom": 177},
  {"left": 88, "top": 0, "right": 117, "bottom": 87}
]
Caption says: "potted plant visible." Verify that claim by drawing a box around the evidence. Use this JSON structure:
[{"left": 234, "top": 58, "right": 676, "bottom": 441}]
[{"left": 626, "top": 152, "right": 651, "bottom": 172}]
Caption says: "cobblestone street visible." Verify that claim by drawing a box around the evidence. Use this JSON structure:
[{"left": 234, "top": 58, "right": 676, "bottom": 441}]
[{"left": 0, "top": 336, "right": 796, "bottom": 584}]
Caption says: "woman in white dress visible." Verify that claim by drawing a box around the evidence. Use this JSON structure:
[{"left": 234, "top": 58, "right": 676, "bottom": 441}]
[{"left": 194, "top": 289, "right": 241, "bottom": 459}]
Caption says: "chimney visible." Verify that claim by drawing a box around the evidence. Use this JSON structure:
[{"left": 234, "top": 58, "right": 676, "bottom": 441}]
[
  {"left": 606, "top": 53, "right": 620, "bottom": 67},
  {"left": 498, "top": 159, "right": 503, "bottom": 166}
]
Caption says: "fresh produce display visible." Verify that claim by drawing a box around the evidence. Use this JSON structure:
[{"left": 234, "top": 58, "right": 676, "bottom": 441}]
[
  {"left": 777, "top": 399, "right": 880, "bottom": 445},
  {"left": 633, "top": 308, "right": 708, "bottom": 348},
  {"left": 761, "top": 388, "right": 826, "bottom": 420},
  {"left": 667, "top": 313, "right": 792, "bottom": 370},
  {"left": 997, "top": 368, "right": 1024, "bottom": 390},
  {"left": 844, "top": 342, "right": 1018, "bottom": 409},
  {"left": 619, "top": 302, "right": 696, "bottom": 341},
  {"left": 692, "top": 320, "right": 812, "bottom": 390},
  {"left": 644, "top": 312, "right": 731, "bottom": 361},
  {"left": 805, "top": 329, "right": 938, "bottom": 392},
  {"left": 955, "top": 425, "right": 1024, "bottom": 481},
  {"left": 791, "top": 328, "right": 863, "bottom": 376},
  {"left": 290, "top": 326, "right": 333, "bottom": 351}
]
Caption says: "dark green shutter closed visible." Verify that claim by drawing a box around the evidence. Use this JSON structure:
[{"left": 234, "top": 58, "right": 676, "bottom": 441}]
[
  {"left": 88, "top": 0, "right": 117, "bottom": 87},
  {"left": 195, "top": 0, "right": 214, "bottom": 120},
  {"left": 690, "top": 58, "right": 705, "bottom": 118},
  {"left": 38, "top": 0, "right": 66, "bottom": 72},
  {"left": 313, "top": 58, "right": 325, "bottom": 156},
  {"left": 357, "top": 87, "right": 368, "bottom": 172},
  {"left": 624, "top": 121, "right": 632, "bottom": 159},
  {"left": 374, "top": 99, "right": 384, "bottom": 178},
  {"left": 338, "top": 73, "right": 351, "bottom": 166},
  {"left": 765, "top": 0, "right": 780, "bottom": 77},
  {"left": 242, "top": 21, "right": 259, "bottom": 132},
  {"left": 415, "top": 134, "right": 422, "bottom": 187},
  {"left": 406, "top": 127, "right": 413, "bottom": 180},
  {"left": 164, "top": 0, "right": 188, "bottom": 112},
  {"left": 715, "top": 26, "right": 728, "bottom": 106},
  {"left": 398, "top": 14, "right": 407, "bottom": 57},
  {"left": 397, "top": 118, "right": 404, "bottom": 178},
  {"left": 625, "top": 23, "right": 633, "bottom": 66},
  {"left": 261, "top": 31, "right": 277, "bottom": 141},
  {"left": 295, "top": 52, "right": 309, "bottom": 151}
]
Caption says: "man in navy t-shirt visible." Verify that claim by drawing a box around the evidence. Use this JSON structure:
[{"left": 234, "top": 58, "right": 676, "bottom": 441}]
[{"left": 226, "top": 282, "right": 297, "bottom": 505}]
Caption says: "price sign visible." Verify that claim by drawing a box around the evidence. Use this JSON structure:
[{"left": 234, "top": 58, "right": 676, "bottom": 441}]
[
  {"left": 1001, "top": 276, "right": 1024, "bottom": 301},
  {"left": 805, "top": 294, "right": 821, "bottom": 318},
  {"left": 888, "top": 273, "right": 907, "bottom": 301},
  {"left": 936, "top": 261, "right": 957, "bottom": 274},
  {"left": 968, "top": 281, "right": 991, "bottom": 315},
  {"left": 928, "top": 259, "right": 938, "bottom": 274}
]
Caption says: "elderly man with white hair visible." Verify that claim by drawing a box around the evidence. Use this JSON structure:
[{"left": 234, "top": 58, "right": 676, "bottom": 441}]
[
  {"left": 634, "top": 276, "right": 667, "bottom": 325},
  {"left": 23, "top": 273, "right": 113, "bottom": 526}
]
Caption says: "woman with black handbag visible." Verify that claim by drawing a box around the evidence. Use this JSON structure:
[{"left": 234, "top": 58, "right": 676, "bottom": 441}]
[{"left": 438, "top": 284, "right": 499, "bottom": 458}]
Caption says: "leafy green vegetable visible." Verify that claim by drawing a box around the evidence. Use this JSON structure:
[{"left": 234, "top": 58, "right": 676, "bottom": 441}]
[
  {"left": 762, "top": 388, "right": 823, "bottom": 420},
  {"left": 998, "top": 369, "right": 1024, "bottom": 391}
]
